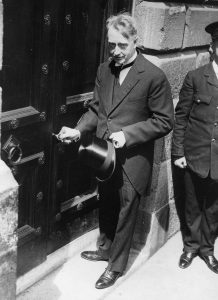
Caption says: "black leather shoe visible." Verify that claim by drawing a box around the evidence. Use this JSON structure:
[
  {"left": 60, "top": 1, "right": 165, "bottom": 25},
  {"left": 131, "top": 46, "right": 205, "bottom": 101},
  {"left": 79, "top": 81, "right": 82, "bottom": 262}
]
[
  {"left": 200, "top": 255, "right": 218, "bottom": 274},
  {"left": 81, "top": 250, "right": 108, "bottom": 262},
  {"left": 95, "top": 269, "right": 121, "bottom": 289},
  {"left": 179, "top": 251, "right": 197, "bottom": 269}
]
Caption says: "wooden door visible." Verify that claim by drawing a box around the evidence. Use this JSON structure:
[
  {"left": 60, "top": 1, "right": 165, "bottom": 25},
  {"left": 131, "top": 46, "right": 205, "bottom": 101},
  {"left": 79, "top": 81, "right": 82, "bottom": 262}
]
[
  {"left": 1, "top": 0, "right": 132, "bottom": 276},
  {"left": 1, "top": 0, "right": 52, "bottom": 276}
]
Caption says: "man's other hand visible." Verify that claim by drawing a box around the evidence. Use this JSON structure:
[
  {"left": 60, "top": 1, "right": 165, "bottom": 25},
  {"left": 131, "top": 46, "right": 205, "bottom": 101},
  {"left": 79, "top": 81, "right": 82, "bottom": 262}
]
[
  {"left": 109, "top": 131, "right": 126, "bottom": 149},
  {"left": 174, "top": 157, "right": 187, "bottom": 169}
]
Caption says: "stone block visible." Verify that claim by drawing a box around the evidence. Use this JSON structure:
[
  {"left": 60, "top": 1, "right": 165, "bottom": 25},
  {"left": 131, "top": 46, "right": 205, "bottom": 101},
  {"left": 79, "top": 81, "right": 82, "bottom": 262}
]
[
  {"left": 149, "top": 204, "right": 170, "bottom": 252},
  {"left": 0, "top": 87, "right": 1, "bottom": 149},
  {"left": 143, "top": 159, "right": 174, "bottom": 213},
  {"left": 0, "top": 161, "right": 18, "bottom": 197},
  {"left": 148, "top": 200, "right": 180, "bottom": 257},
  {"left": 0, "top": 2, "right": 2, "bottom": 69},
  {"left": 130, "top": 201, "right": 180, "bottom": 262},
  {"left": 0, "top": 161, "right": 18, "bottom": 300},
  {"left": 153, "top": 131, "right": 172, "bottom": 165},
  {"left": 166, "top": 200, "right": 181, "bottom": 240},
  {"left": 0, "top": 250, "right": 16, "bottom": 300},
  {"left": 183, "top": 5, "right": 218, "bottom": 48},
  {"left": 161, "top": 131, "right": 173, "bottom": 162},
  {"left": 144, "top": 51, "right": 197, "bottom": 98},
  {"left": 153, "top": 138, "right": 164, "bottom": 165},
  {"left": 134, "top": 2, "right": 186, "bottom": 50}
]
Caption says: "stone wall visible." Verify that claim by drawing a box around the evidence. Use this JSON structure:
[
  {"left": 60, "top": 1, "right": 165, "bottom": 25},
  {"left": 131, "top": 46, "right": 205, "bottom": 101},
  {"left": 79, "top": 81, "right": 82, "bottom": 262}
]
[
  {"left": 0, "top": 1, "right": 19, "bottom": 299},
  {"left": 0, "top": 161, "right": 18, "bottom": 300},
  {"left": 130, "top": 1, "right": 218, "bottom": 261}
]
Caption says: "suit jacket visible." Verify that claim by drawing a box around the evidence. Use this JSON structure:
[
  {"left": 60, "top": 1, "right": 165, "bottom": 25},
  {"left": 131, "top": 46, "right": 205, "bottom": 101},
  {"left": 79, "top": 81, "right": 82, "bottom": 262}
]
[
  {"left": 172, "top": 62, "right": 218, "bottom": 180},
  {"left": 77, "top": 53, "right": 174, "bottom": 195}
]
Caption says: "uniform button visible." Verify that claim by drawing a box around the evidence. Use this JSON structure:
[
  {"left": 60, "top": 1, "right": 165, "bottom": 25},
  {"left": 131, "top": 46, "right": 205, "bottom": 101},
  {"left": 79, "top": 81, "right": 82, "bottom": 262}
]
[
  {"left": 108, "top": 118, "right": 111, "bottom": 122},
  {"left": 214, "top": 122, "right": 218, "bottom": 127},
  {"left": 216, "top": 106, "right": 218, "bottom": 109},
  {"left": 197, "top": 99, "right": 200, "bottom": 103},
  {"left": 211, "top": 138, "right": 216, "bottom": 142}
]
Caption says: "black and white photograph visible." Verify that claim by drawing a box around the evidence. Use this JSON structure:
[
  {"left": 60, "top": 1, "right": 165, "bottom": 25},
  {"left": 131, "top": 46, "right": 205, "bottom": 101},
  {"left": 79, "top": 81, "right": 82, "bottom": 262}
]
[{"left": 0, "top": 1, "right": 218, "bottom": 299}]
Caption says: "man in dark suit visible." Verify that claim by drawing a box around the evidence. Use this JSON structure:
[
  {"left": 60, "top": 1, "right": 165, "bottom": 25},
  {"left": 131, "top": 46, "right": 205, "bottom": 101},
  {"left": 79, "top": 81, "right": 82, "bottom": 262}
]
[
  {"left": 172, "top": 22, "right": 218, "bottom": 274},
  {"left": 58, "top": 13, "right": 174, "bottom": 288}
]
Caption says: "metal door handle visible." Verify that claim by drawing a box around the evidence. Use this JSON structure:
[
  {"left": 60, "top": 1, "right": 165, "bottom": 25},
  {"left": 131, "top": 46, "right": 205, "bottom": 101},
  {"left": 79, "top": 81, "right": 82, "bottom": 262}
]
[
  {"left": 2, "top": 135, "right": 23, "bottom": 165},
  {"left": 8, "top": 144, "right": 23, "bottom": 164}
]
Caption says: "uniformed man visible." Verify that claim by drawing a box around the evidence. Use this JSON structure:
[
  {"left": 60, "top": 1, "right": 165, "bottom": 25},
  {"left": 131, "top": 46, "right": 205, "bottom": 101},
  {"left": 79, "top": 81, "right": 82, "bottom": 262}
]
[{"left": 172, "top": 21, "right": 218, "bottom": 274}]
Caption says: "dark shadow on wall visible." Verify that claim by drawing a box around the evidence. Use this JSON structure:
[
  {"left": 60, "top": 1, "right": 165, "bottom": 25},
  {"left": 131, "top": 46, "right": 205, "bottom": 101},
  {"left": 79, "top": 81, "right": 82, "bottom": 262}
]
[{"left": 171, "top": 163, "right": 187, "bottom": 243}]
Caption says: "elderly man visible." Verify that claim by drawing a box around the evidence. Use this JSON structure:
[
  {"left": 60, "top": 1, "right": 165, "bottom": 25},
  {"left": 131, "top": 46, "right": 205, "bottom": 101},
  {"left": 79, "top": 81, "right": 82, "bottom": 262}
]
[
  {"left": 58, "top": 13, "right": 173, "bottom": 288},
  {"left": 172, "top": 21, "right": 218, "bottom": 274}
]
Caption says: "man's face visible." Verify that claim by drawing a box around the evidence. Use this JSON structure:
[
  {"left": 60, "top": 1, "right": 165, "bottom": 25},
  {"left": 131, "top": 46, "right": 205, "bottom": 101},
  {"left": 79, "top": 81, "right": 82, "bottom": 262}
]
[{"left": 107, "top": 27, "right": 136, "bottom": 66}]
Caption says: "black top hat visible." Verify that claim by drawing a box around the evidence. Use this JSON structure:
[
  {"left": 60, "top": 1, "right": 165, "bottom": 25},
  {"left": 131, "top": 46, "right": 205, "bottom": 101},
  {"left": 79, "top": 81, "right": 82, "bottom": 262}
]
[
  {"left": 78, "top": 134, "right": 116, "bottom": 181},
  {"left": 205, "top": 21, "right": 218, "bottom": 40}
]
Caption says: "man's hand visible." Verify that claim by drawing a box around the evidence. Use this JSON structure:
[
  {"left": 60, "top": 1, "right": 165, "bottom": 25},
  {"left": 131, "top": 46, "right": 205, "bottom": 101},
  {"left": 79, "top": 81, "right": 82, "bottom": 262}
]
[
  {"left": 109, "top": 131, "right": 126, "bottom": 149},
  {"left": 57, "top": 127, "right": 81, "bottom": 144},
  {"left": 174, "top": 157, "right": 187, "bottom": 169}
]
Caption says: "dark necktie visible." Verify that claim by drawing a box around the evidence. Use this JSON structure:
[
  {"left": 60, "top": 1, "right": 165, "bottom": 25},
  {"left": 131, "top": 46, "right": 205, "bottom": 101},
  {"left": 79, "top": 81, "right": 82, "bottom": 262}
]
[
  {"left": 111, "top": 59, "right": 136, "bottom": 105},
  {"left": 113, "top": 59, "right": 136, "bottom": 79}
]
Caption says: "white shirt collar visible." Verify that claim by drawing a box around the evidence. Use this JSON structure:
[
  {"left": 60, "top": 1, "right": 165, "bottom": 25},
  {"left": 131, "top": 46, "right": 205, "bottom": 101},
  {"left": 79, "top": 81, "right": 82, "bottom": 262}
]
[
  {"left": 212, "top": 60, "right": 218, "bottom": 77},
  {"left": 123, "top": 50, "right": 137, "bottom": 66}
]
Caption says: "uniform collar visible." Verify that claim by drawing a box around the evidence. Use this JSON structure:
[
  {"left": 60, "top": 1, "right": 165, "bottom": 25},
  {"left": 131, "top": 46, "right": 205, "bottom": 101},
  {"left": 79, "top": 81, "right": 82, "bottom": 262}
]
[{"left": 212, "top": 60, "right": 218, "bottom": 77}]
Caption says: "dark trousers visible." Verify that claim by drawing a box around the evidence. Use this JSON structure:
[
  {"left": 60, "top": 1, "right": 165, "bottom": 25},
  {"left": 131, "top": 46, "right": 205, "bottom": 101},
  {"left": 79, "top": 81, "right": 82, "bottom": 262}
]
[
  {"left": 183, "top": 168, "right": 218, "bottom": 255},
  {"left": 97, "top": 161, "right": 140, "bottom": 273}
]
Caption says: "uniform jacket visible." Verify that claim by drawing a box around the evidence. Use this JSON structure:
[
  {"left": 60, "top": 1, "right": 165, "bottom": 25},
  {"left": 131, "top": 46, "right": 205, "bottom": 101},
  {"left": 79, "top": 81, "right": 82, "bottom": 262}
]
[
  {"left": 172, "top": 62, "right": 218, "bottom": 180},
  {"left": 77, "top": 53, "right": 174, "bottom": 195}
]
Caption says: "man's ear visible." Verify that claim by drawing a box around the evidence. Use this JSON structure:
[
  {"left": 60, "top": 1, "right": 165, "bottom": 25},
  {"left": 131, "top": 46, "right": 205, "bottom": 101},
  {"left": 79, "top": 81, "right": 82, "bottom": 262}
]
[
  {"left": 209, "top": 42, "right": 215, "bottom": 62},
  {"left": 133, "top": 36, "right": 138, "bottom": 48},
  {"left": 209, "top": 42, "right": 214, "bottom": 54}
]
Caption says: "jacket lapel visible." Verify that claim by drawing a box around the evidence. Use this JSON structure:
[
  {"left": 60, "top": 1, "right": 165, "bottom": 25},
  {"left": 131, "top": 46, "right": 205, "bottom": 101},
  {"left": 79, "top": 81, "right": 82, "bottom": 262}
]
[
  {"left": 108, "top": 53, "right": 145, "bottom": 115},
  {"left": 204, "top": 63, "right": 218, "bottom": 87},
  {"left": 101, "top": 62, "right": 116, "bottom": 115}
]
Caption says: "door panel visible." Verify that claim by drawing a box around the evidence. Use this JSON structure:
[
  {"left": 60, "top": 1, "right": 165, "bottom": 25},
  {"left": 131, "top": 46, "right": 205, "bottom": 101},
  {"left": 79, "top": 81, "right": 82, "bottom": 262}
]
[
  {"left": 62, "top": 0, "right": 106, "bottom": 95},
  {"left": 46, "top": 0, "right": 109, "bottom": 253},
  {"left": 2, "top": 0, "right": 35, "bottom": 111},
  {"left": 1, "top": 0, "right": 51, "bottom": 276},
  {"left": 1, "top": 0, "right": 132, "bottom": 275}
]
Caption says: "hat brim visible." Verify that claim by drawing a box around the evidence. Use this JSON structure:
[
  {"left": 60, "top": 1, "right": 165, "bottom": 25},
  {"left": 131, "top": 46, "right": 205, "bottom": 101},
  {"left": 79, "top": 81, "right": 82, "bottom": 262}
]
[
  {"left": 78, "top": 135, "right": 116, "bottom": 182},
  {"left": 96, "top": 140, "right": 116, "bottom": 181}
]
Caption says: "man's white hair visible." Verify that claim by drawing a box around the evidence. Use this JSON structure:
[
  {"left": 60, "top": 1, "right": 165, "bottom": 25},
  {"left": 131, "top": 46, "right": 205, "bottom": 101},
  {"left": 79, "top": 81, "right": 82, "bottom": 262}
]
[{"left": 106, "top": 13, "right": 138, "bottom": 41}]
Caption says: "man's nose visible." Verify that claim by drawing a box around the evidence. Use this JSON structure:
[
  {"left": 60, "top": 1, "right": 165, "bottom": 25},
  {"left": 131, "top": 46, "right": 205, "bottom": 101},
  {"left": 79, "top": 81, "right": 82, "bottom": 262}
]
[{"left": 114, "top": 45, "right": 121, "bottom": 55}]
